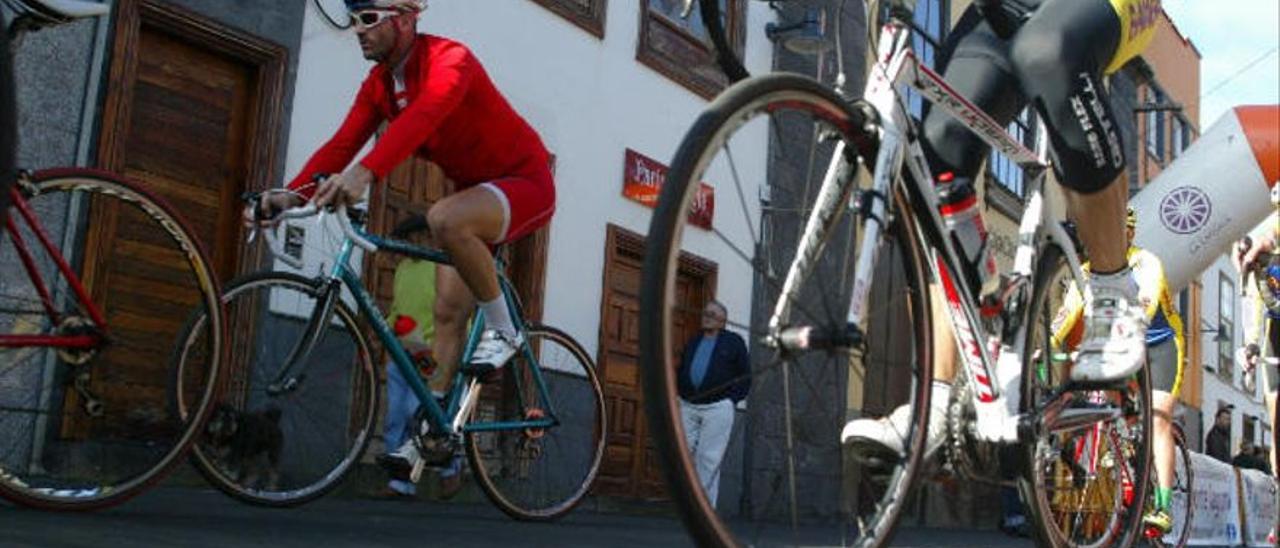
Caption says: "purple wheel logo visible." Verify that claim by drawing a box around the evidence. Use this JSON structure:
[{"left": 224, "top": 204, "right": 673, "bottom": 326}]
[{"left": 1159, "top": 186, "right": 1212, "bottom": 235}]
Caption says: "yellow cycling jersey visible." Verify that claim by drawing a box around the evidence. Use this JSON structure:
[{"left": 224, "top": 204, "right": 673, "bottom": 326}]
[
  {"left": 1051, "top": 246, "right": 1186, "bottom": 395},
  {"left": 1106, "top": 0, "right": 1161, "bottom": 74}
]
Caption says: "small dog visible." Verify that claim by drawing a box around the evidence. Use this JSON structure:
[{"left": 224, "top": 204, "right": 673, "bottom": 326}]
[{"left": 204, "top": 403, "right": 284, "bottom": 491}]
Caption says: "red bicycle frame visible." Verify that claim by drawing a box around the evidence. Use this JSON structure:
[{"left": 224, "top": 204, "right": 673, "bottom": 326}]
[{"left": 0, "top": 185, "right": 106, "bottom": 350}]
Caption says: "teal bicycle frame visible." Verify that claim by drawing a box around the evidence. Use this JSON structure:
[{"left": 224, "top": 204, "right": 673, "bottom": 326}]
[{"left": 268, "top": 213, "right": 559, "bottom": 439}]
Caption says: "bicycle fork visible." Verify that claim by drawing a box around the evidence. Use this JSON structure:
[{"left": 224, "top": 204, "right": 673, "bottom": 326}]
[{"left": 267, "top": 277, "right": 343, "bottom": 396}]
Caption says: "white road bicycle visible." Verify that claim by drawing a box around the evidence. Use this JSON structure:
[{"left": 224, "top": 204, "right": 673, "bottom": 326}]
[{"left": 639, "top": 1, "right": 1154, "bottom": 546}]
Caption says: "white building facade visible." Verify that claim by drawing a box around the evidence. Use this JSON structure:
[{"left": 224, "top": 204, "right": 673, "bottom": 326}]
[{"left": 1200, "top": 246, "right": 1272, "bottom": 456}]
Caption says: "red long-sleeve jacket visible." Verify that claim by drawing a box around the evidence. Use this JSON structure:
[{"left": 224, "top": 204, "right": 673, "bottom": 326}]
[{"left": 287, "top": 35, "right": 551, "bottom": 197}]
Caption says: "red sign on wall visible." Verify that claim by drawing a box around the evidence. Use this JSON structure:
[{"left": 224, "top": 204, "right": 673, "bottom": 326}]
[{"left": 622, "top": 149, "right": 714, "bottom": 230}]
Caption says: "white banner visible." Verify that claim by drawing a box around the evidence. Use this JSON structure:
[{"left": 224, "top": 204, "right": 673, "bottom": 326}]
[
  {"left": 1187, "top": 452, "right": 1243, "bottom": 546},
  {"left": 1239, "top": 467, "right": 1278, "bottom": 547},
  {"left": 1131, "top": 106, "right": 1278, "bottom": 294}
]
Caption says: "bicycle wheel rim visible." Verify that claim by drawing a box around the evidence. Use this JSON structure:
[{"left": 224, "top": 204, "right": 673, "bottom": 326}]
[
  {"left": 1167, "top": 425, "right": 1193, "bottom": 548},
  {"left": 0, "top": 170, "right": 224, "bottom": 509},
  {"left": 1020, "top": 245, "right": 1154, "bottom": 547},
  {"left": 465, "top": 325, "right": 606, "bottom": 521},
  {"left": 179, "top": 272, "right": 376, "bottom": 507},
  {"left": 641, "top": 73, "right": 930, "bottom": 548}
]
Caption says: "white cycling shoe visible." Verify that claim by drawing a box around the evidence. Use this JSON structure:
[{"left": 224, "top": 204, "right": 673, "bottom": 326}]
[
  {"left": 841, "top": 383, "right": 950, "bottom": 464},
  {"left": 379, "top": 439, "right": 426, "bottom": 484},
  {"left": 464, "top": 329, "right": 523, "bottom": 378},
  {"left": 1070, "top": 270, "right": 1148, "bottom": 385}
]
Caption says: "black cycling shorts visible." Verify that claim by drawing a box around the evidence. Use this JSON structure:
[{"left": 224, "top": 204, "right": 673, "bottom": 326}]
[{"left": 921, "top": 0, "right": 1125, "bottom": 194}]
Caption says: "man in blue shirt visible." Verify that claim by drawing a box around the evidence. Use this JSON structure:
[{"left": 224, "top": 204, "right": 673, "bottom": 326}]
[{"left": 678, "top": 300, "right": 750, "bottom": 508}]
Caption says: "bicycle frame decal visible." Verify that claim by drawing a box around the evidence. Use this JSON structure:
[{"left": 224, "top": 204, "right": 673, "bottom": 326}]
[
  {"left": 895, "top": 50, "right": 1043, "bottom": 170},
  {"left": 936, "top": 256, "right": 997, "bottom": 402}
]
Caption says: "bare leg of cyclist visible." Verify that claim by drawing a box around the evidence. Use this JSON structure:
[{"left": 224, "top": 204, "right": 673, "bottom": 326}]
[
  {"left": 380, "top": 188, "right": 509, "bottom": 481},
  {"left": 1065, "top": 177, "right": 1127, "bottom": 272},
  {"left": 430, "top": 266, "right": 475, "bottom": 394},
  {"left": 1148, "top": 390, "right": 1176, "bottom": 529},
  {"left": 428, "top": 186, "right": 523, "bottom": 375}
]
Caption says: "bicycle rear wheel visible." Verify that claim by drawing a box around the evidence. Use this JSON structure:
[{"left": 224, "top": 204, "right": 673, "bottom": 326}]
[
  {"left": 1148, "top": 423, "right": 1193, "bottom": 547},
  {"left": 1020, "top": 244, "right": 1154, "bottom": 547},
  {"left": 0, "top": 169, "right": 224, "bottom": 510},
  {"left": 465, "top": 324, "right": 605, "bottom": 521},
  {"left": 641, "top": 73, "right": 932, "bottom": 547},
  {"left": 175, "top": 271, "right": 378, "bottom": 507}
]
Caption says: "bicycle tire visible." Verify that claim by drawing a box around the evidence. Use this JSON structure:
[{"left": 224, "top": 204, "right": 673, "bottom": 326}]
[
  {"left": 465, "top": 324, "right": 606, "bottom": 521},
  {"left": 641, "top": 72, "right": 931, "bottom": 547},
  {"left": 700, "top": 0, "right": 750, "bottom": 83},
  {"left": 0, "top": 168, "right": 225, "bottom": 511},
  {"left": 1020, "top": 244, "right": 1154, "bottom": 548},
  {"left": 1164, "top": 423, "right": 1193, "bottom": 548},
  {"left": 0, "top": 15, "right": 15, "bottom": 227},
  {"left": 176, "top": 271, "right": 378, "bottom": 508}
]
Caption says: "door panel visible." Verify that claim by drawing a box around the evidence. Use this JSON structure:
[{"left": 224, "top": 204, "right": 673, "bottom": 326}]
[{"left": 596, "top": 225, "right": 715, "bottom": 499}]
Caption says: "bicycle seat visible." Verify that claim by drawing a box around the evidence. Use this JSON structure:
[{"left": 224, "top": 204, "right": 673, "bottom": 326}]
[{"left": 17, "top": 0, "right": 109, "bottom": 21}]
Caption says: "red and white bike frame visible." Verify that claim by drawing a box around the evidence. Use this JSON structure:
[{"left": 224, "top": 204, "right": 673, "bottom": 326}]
[{"left": 868, "top": 19, "right": 1090, "bottom": 442}]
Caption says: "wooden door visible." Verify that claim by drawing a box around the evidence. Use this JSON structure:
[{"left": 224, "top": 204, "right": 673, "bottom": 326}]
[
  {"left": 367, "top": 157, "right": 452, "bottom": 309},
  {"left": 68, "top": 0, "right": 286, "bottom": 438},
  {"left": 596, "top": 225, "right": 716, "bottom": 499}
]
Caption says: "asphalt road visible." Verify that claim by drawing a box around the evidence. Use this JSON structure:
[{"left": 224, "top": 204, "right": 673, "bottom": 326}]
[{"left": 0, "top": 486, "right": 1032, "bottom": 547}]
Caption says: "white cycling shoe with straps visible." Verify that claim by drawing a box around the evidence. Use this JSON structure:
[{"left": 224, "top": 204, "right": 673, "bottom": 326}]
[
  {"left": 463, "top": 329, "right": 523, "bottom": 378},
  {"left": 1070, "top": 270, "right": 1148, "bottom": 385},
  {"left": 841, "top": 382, "right": 950, "bottom": 464}
]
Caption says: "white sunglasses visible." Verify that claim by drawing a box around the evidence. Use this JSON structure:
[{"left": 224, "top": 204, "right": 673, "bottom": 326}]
[{"left": 350, "top": 9, "right": 399, "bottom": 30}]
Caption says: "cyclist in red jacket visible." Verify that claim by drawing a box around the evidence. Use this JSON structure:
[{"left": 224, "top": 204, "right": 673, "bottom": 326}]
[{"left": 246, "top": 0, "right": 554, "bottom": 478}]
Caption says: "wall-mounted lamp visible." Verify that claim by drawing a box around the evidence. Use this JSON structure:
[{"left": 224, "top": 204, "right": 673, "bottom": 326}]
[{"left": 766, "top": 9, "right": 832, "bottom": 55}]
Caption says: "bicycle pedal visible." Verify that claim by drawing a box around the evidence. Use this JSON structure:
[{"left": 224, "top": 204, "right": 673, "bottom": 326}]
[
  {"left": 376, "top": 454, "right": 414, "bottom": 482},
  {"left": 460, "top": 364, "right": 504, "bottom": 384},
  {"left": 408, "top": 458, "right": 426, "bottom": 484},
  {"left": 845, "top": 439, "right": 902, "bottom": 470}
]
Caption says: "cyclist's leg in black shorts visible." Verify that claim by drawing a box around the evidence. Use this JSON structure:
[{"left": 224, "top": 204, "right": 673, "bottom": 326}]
[
  {"left": 920, "top": 8, "right": 1026, "bottom": 180},
  {"left": 922, "top": 0, "right": 1126, "bottom": 194}
]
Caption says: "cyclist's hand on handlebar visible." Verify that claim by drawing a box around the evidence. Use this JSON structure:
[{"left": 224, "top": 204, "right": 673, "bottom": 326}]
[
  {"left": 241, "top": 191, "right": 304, "bottom": 229},
  {"left": 313, "top": 166, "right": 373, "bottom": 209},
  {"left": 1236, "top": 235, "right": 1274, "bottom": 273}
]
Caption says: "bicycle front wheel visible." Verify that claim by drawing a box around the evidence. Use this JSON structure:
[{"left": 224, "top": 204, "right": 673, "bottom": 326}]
[
  {"left": 0, "top": 169, "right": 224, "bottom": 510},
  {"left": 641, "top": 73, "right": 932, "bottom": 547},
  {"left": 175, "top": 271, "right": 378, "bottom": 507},
  {"left": 1021, "top": 244, "right": 1154, "bottom": 548},
  {"left": 465, "top": 324, "right": 606, "bottom": 521}
]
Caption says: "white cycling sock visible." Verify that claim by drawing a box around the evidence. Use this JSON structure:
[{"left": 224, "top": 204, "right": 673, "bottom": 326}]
[
  {"left": 1088, "top": 266, "right": 1139, "bottom": 297},
  {"left": 480, "top": 296, "right": 517, "bottom": 337}
]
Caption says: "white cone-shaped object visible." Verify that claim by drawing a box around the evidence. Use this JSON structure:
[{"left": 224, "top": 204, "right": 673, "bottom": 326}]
[{"left": 1130, "top": 105, "right": 1279, "bottom": 293}]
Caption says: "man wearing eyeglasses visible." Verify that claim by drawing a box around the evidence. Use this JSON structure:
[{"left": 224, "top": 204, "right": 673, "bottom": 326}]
[
  {"left": 251, "top": 0, "right": 555, "bottom": 482},
  {"left": 678, "top": 300, "right": 750, "bottom": 509}
]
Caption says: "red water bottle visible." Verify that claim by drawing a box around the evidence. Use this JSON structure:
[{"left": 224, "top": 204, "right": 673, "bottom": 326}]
[{"left": 938, "top": 173, "right": 998, "bottom": 296}]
